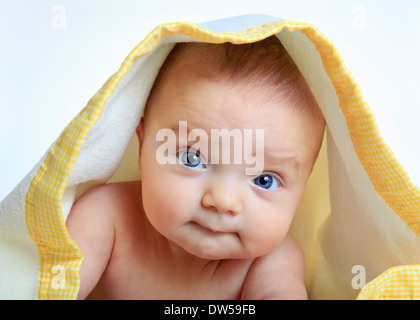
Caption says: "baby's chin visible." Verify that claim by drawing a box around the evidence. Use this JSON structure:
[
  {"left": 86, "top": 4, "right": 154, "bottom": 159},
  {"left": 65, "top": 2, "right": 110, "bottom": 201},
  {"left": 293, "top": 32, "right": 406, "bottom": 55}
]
[
  {"left": 177, "top": 238, "right": 263, "bottom": 261},
  {"left": 162, "top": 223, "right": 275, "bottom": 261}
]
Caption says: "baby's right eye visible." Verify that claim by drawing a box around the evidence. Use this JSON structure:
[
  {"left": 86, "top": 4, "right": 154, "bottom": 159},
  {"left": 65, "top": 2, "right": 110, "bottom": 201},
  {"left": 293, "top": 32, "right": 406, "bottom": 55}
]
[{"left": 177, "top": 148, "right": 206, "bottom": 169}]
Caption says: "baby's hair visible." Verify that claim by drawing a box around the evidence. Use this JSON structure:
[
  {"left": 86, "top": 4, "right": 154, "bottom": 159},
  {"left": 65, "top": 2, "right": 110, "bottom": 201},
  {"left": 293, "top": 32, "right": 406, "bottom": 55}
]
[{"left": 144, "top": 35, "right": 322, "bottom": 120}]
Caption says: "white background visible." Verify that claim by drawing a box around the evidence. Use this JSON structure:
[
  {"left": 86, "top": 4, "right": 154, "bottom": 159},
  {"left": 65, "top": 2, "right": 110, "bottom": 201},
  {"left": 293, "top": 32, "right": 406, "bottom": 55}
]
[{"left": 1, "top": 0, "right": 419, "bottom": 200}]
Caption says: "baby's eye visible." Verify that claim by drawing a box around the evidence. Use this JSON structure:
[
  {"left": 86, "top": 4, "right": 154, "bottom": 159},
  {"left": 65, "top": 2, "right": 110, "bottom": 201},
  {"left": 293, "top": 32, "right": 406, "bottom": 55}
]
[
  {"left": 252, "top": 173, "right": 282, "bottom": 190},
  {"left": 177, "top": 148, "right": 206, "bottom": 169}
]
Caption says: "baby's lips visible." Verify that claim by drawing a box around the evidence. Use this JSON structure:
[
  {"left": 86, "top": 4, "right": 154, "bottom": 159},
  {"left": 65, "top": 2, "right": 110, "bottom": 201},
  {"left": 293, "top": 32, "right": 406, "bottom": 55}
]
[{"left": 191, "top": 219, "right": 225, "bottom": 234}]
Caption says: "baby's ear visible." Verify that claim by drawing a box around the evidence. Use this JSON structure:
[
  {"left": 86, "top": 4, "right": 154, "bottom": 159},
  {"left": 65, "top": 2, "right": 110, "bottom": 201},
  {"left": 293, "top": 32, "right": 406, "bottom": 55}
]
[
  {"left": 136, "top": 117, "right": 145, "bottom": 172},
  {"left": 136, "top": 117, "right": 145, "bottom": 154}
]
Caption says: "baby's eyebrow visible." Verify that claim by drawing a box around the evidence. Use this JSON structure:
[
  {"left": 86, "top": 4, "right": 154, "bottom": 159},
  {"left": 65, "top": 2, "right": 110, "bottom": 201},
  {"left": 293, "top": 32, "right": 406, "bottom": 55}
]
[
  {"left": 262, "top": 150, "right": 300, "bottom": 171},
  {"left": 169, "top": 122, "right": 203, "bottom": 134}
]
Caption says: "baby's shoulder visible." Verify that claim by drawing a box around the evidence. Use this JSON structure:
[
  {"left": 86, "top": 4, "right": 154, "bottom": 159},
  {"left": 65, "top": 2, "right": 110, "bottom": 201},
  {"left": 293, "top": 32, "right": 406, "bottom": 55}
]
[
  {"left": 71, "top": 181, "right": 143, "bottom": 221},
  {"left": 79, "top": 180, "right": 141, "bottom": 204},
  {"left": 66, "top": 181, "right": 144, "bottom": 299}
]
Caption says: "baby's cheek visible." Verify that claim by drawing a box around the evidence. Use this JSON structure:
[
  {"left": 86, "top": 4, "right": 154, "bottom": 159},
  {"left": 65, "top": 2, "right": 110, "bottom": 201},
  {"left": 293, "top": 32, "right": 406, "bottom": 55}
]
[
  {"left": 246, "top": 210, "right": 290, "bottom": 253},
  {"left": 142, "top": 172, "right": 190, "bottom": 227}
]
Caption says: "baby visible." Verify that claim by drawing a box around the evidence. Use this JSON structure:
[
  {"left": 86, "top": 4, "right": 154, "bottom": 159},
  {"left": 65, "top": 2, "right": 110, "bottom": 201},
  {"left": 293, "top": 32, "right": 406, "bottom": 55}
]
[{"left": 66, "top": 36, "right": 325, "bottom": 300}]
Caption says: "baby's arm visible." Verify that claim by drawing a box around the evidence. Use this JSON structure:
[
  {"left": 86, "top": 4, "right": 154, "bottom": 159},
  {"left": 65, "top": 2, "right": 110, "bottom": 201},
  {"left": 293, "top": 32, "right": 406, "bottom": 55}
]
[
  {"left": 241, "top": 234, "right": 307, "bottom": 300},
  {"left": 65, "top": 184, "right": 117, "bottom": 299}
]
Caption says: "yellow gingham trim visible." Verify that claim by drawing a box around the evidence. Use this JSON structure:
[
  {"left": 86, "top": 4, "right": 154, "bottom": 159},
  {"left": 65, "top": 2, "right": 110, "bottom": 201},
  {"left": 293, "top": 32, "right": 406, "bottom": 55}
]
[
  {"left": 357, "top": 265, "right": 420, "bottom": 300},
  {"left": 25, "top": 19, "right": 420, "bottom": 299}
]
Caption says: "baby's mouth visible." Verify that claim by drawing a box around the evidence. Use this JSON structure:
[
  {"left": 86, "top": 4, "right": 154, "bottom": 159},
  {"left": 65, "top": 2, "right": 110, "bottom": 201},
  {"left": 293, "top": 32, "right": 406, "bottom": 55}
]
[
  {"left": 189, "top": 221, "right": 242, "bottom": 245},
  {"left": 191, "top": 221, "right": 222, "bottom": 234}
]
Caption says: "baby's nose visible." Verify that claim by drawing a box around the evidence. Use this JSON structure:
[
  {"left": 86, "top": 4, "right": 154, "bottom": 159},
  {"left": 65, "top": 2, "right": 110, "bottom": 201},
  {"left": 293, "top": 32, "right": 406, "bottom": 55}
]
[{"left": 201, "top": 183, "right": 242, "bottom": 216}]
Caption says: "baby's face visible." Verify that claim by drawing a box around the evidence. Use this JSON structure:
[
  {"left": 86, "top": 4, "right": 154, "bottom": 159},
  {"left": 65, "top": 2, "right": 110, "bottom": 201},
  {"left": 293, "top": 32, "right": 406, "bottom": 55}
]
[{"left": 139, "top": 64, "right": 324, "bottom": 260}]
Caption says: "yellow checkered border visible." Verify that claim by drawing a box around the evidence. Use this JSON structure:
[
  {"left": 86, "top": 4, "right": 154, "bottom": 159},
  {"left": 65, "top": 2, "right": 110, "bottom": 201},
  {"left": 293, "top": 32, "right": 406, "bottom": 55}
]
[
  {"left": 357, "top": 265, "right": 420, "bottom": 299},
  {"left": 25, "top": 19, "right": 420, "bottom": 299}
]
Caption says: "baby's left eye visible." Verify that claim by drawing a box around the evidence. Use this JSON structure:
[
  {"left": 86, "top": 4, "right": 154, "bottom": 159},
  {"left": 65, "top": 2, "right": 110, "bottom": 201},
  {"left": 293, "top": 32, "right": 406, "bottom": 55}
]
[{"left": 252, "top": 173, "right": 282, "bottom": 190}]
